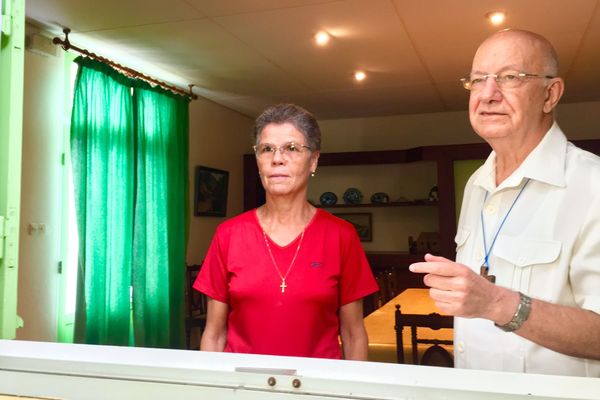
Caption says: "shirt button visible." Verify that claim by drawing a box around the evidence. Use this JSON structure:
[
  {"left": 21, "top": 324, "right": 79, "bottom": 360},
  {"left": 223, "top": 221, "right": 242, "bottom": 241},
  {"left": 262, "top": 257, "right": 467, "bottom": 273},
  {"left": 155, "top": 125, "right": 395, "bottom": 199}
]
[
  {"left": 518, "top": 256, "right": 526, "bottom": 265},
  {"left": 457, "top": 341, "right": 465, "bottom": 353}
]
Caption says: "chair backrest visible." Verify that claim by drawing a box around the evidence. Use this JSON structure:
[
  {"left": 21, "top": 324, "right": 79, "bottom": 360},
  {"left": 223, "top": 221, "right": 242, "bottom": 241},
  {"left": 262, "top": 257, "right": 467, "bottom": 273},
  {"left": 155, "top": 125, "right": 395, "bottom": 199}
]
[
  {"left": 186, "top": 264, "right": 207, "bottom": 318},
  {"left": 185, "top": 263, "right": 207, "bottom": 349},
  {"left": 394, "top": 304, "right": 454, "bottom": 367}
]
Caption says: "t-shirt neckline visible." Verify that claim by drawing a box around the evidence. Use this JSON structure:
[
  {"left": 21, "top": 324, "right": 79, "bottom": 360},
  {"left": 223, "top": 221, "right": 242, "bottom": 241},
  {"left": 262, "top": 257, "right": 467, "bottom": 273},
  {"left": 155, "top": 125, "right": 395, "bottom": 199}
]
[{"left": 254, "top": 207, "right": 321, "bottom": 249}]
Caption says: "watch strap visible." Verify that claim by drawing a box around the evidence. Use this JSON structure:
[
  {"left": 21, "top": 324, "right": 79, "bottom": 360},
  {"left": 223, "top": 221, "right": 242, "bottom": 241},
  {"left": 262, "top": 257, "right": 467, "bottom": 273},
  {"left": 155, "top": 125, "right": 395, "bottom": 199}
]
[{"left": 495, "top": 292, "right": 532, "bottom": 332}]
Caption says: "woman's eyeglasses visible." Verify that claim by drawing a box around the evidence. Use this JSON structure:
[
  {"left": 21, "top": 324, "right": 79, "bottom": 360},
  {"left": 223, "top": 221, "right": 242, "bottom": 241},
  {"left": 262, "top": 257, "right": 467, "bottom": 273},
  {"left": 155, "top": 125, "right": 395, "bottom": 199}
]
[{"left": 253, "top": 142, "right": 312, "bottom": 158}]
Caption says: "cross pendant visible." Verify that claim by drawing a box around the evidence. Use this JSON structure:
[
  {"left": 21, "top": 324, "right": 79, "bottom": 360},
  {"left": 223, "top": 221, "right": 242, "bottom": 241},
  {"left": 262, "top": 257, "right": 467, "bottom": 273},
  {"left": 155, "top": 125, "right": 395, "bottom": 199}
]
[
  {"left": 280, "top": 279, "right": 287, "bottom": 293},
  {"left": 480, "top": 266, "right": 496, "bottom": 283}
]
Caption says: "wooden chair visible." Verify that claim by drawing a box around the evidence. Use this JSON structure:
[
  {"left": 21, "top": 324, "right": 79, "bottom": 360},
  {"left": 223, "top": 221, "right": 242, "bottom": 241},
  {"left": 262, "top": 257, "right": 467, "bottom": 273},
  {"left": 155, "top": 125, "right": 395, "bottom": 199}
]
[
  {"left": 185, "top": 263, "right": 207, "bottom": 349},
  {"left": 394, "top": 304, "right": 454, "bottom": 367}
]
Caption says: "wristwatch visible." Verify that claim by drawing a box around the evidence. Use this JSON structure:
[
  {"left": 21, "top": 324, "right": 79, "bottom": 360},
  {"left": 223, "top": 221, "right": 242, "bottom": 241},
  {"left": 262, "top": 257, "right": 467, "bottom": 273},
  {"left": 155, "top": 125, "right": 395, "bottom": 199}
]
[{"left": 495, "top": 292, "right": 532, "bottom": 332}]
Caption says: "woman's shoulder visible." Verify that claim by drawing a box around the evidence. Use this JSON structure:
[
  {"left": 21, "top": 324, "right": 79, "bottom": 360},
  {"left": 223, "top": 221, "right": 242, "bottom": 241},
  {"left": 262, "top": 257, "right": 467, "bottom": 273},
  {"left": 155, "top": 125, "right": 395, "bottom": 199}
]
[
  {"left": 215, "top": 209, "right": 257, "bottom": 234},
  {"left": 314, "top": 209, "right": 355, "bottom": 233}
]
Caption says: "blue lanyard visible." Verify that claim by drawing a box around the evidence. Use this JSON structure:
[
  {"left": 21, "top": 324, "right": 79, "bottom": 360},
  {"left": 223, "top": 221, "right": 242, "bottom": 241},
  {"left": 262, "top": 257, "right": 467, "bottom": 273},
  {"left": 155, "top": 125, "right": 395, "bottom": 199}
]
[{"left": 480, "top": 179, "right": 531, "bottom": 272}]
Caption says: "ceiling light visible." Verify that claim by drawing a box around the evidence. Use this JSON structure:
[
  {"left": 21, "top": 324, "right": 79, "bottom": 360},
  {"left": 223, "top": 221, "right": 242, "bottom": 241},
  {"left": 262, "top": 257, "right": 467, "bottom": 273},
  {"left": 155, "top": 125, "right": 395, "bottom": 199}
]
[
  {"left": 314, "top": 31, "right": 330, "bottom": 46},
  {"left": 354, "top": 70, "right": 366, "bottom": 81},
  {"left": 486, "top": 11, "right": 506, "bottom": 26}
]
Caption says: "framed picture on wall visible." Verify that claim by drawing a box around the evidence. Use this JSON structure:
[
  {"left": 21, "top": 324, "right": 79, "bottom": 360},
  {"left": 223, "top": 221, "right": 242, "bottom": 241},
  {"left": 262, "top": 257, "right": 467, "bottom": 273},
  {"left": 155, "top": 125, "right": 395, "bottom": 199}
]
[
  {"left": 194, "top": 166, "right": 229, "bottom": 217},
  {"left": 334, "top": 212, "right": 372, "bottom": 242}
]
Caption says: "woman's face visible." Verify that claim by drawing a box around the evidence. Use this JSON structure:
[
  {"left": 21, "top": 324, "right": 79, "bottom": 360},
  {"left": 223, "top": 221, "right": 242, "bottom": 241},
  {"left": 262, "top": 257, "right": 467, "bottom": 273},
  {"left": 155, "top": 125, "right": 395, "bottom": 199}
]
[{"left": 255, "top": 122, "right": 319, "bottom": 198}]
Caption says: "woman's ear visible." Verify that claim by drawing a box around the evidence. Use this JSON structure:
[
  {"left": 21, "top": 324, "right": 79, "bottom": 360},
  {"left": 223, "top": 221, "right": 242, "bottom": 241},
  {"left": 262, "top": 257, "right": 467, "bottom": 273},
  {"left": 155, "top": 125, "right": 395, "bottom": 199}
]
[
  {"left": 543, "top": 77, "right": 565, "bottom": 114},
  {"left": 310, "top": 151, "right": 320, "bottom": 174}
]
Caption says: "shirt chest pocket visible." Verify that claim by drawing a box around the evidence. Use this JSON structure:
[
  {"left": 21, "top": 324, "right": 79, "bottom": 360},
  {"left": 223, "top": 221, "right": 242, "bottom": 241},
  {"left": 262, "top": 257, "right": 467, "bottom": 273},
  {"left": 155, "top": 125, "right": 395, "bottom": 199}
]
[{"left": 493, "top": 235, "right": 562, "bottom": 267}]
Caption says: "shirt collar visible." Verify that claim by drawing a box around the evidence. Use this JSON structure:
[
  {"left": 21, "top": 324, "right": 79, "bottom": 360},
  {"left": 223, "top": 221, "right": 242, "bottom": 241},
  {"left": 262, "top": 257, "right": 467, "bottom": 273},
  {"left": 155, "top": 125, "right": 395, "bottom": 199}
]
[{"left": 474, "top": 122, "right": 567, "bottom": 192}]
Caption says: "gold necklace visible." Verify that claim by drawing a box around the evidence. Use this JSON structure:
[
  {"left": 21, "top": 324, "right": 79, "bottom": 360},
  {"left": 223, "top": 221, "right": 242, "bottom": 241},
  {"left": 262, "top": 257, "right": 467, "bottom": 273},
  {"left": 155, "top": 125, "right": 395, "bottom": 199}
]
[{"left": 262, "top": 229, "right": 305, "bottom": 293}]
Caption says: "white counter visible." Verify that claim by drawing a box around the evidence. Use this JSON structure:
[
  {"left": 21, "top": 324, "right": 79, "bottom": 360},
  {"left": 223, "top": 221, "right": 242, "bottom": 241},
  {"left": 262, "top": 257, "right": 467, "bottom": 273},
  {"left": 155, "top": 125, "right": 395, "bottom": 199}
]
[{"left": 1, "top": 340, "right": 598, "bottom": 399}]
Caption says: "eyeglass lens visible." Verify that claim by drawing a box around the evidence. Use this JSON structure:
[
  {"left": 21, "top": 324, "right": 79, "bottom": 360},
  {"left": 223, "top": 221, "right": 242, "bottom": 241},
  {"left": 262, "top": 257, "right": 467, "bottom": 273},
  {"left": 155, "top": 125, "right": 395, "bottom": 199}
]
[{"left": 254, "top": 142, "right": 309, "bottom": 157}]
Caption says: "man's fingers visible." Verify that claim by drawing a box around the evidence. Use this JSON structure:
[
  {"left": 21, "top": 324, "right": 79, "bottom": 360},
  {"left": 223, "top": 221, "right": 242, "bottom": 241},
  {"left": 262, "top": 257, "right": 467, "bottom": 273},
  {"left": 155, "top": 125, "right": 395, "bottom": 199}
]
[
  {"left": 424, "top": 253, "right": 452, "bottom": 263},
  {"left": 409, "top": 260, "right": 459, "bottom": 277}
]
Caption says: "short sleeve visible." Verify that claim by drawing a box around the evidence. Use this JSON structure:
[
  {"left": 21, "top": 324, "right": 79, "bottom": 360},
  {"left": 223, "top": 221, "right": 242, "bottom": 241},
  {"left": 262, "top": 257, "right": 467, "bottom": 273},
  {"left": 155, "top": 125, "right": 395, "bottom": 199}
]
[
  {"left": 570, "top": 192, "right": 600, "bottom": 313},
  {"left": 193, "top": 226, "right": 230, "bottom": 303},
  {"left": 338, "top": 225, "right": 379, "bottom": 305}
]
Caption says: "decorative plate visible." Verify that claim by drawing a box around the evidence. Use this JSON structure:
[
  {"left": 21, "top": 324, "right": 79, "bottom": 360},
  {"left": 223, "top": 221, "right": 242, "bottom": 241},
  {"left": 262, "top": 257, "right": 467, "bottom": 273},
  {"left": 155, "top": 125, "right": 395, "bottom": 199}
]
[
  {"left": 319, "top": 191, "right": 338, "bottom": 206},
  {"left": 370, "top": 192, "right": 390, "bottom": 204},
  {"left": 343, "top": 188, "right": 363, "bottom": 205},
  {"left": 428, "top": 185, "right": 439, "bottom": 202}
]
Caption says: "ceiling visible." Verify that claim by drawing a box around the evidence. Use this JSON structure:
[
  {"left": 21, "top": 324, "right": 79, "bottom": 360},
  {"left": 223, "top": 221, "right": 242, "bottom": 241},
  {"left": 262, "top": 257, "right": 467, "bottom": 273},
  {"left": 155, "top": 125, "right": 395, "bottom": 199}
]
[{"left": 25, "top": 0, "right": 600, "bottom": 119}]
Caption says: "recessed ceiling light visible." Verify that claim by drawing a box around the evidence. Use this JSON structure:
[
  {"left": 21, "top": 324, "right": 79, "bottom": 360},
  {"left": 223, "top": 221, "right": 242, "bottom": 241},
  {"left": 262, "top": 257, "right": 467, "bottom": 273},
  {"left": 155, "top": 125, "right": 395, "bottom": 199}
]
[
  {"left": 314, "top": 31, "right": 330, "bottom": 46},
  {"left": 486, "top": 11, "right": 506, "bottom": 26},
  {"left": 354, "top": 70, "right": 366, "bottom": 81}
]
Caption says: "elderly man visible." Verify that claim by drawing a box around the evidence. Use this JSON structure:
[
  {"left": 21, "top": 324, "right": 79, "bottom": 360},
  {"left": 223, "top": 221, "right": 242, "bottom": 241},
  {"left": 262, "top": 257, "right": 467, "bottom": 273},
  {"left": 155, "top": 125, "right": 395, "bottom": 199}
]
[{"left": 410, "top": 29, "right": 600, "bottom": 376}]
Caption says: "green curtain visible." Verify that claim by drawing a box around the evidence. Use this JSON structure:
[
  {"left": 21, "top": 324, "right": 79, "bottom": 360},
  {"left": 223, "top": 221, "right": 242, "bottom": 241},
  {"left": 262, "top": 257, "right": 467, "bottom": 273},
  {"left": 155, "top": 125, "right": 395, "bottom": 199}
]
[
  {"left": 132, "top": 83, "right": 189, "bottom": 348},
  {"left": 70, "top": 57, "right": 189, "bottom": 348},
  {"left": 71, "top": 57, "right": 135, "bottom": 345}
]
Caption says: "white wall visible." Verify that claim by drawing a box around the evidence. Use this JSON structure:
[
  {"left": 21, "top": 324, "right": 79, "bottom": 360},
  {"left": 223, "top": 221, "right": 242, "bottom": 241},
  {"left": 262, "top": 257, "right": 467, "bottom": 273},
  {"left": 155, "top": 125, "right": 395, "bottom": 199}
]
[
  {"left": 555, "top": 101, "right": 600, "bottom": 140},
  {"left": 18, "top": 39, "right": 66, "bottom": 341},
  {"left": 318, "top": 101, "right": 600, "bottom": 153},
  {"left": 186, "top": 98, "right": 253, "bottom": 264},
  {"left": 319, "top": 109, "right": 477, "bottom": 153}
]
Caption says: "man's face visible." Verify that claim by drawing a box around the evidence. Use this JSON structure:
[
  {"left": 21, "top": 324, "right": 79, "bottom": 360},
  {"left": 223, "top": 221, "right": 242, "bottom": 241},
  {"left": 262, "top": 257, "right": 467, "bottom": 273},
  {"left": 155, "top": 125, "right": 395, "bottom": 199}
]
[{"left": 468, "top": 34, "right": 549, "bottom": 143}]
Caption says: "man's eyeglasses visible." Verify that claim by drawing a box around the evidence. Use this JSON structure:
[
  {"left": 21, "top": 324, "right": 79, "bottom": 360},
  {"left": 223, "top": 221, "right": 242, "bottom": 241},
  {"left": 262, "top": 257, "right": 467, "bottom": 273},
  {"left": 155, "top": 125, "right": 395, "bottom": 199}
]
[
  {"left": 253, "top": 142, "right": 312, "bottom": 158},
  {"left": 461, "top": 71, "right": 555, "bottom": 91}
]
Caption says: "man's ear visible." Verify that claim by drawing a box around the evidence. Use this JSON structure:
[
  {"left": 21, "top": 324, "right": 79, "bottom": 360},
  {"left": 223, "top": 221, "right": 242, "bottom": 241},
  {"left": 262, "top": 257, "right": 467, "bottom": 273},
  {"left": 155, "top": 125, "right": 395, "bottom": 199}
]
[{"left": 543, "top": 77, "right": 565, "bottom": 114}]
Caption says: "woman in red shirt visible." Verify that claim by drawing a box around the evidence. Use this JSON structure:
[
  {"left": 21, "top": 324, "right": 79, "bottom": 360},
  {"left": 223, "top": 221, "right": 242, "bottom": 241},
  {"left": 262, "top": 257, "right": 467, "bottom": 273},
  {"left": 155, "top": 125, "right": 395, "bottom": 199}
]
[{"left": 194, "top": 103, "right": 378, "bottom": 359}]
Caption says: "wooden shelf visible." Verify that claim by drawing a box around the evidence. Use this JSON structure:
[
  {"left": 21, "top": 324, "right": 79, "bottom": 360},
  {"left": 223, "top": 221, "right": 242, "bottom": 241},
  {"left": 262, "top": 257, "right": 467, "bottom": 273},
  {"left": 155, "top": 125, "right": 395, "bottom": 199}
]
[{"left": 316, "top": 200, "right": 438, "bottom": 208}]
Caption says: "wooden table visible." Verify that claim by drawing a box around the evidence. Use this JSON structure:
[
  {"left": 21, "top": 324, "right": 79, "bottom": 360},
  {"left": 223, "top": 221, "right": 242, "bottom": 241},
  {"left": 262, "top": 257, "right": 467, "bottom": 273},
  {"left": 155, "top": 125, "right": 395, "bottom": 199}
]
[
  {"left": 364, "top": 252, "right": 428, "bottom": 315},
  {"left": 364, "top": 288, "right": 453, "bottom": 363}
]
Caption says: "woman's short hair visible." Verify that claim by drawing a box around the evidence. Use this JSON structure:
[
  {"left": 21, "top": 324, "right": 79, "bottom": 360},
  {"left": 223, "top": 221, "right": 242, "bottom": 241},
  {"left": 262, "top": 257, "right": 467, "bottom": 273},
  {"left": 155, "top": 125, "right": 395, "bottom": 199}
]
[{"left": 253, "top": 103, "right": 321, "bottom": 151}]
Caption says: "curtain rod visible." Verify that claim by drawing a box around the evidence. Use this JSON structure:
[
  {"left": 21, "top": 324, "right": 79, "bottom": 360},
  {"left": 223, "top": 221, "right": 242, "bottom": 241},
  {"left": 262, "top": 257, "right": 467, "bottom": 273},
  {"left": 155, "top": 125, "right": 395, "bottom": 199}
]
[{"left": 53, "top": 28, "right": 197, "bottom": 100}]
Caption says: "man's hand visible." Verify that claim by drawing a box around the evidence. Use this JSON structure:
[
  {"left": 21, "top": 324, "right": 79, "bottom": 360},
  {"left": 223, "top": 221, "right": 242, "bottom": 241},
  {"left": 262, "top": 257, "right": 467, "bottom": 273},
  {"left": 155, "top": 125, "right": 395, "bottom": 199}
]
[{"left": 409, "top": 254, "right": 517, "bottom": 324}]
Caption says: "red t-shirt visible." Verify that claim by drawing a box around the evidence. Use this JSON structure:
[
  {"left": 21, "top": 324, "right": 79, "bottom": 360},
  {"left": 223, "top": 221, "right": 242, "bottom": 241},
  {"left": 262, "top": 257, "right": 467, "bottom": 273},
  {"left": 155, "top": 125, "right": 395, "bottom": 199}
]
[{"left": 193, "top": 208, "right": 378, "bottom": 359}]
